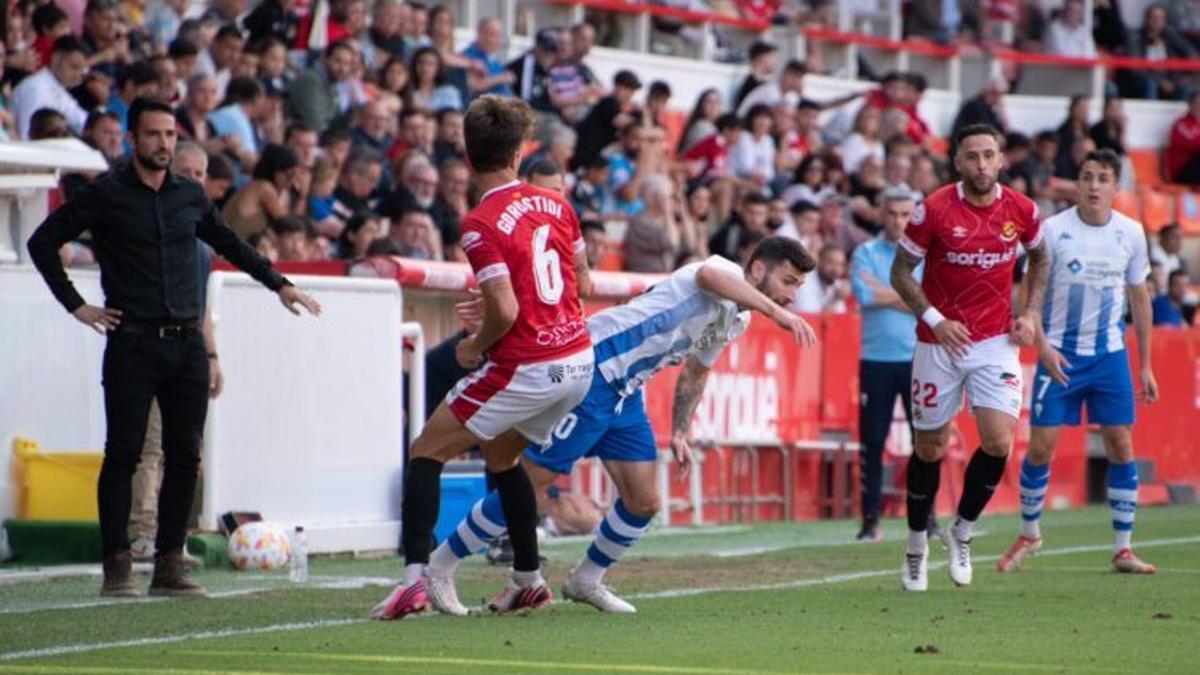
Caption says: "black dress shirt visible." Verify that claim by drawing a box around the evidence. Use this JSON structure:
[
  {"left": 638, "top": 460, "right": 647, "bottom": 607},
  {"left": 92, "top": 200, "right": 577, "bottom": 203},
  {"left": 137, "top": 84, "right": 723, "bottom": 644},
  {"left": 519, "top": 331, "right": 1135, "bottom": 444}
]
[{"left": 27, "top": 163, "right": 287, "bottom": 323}]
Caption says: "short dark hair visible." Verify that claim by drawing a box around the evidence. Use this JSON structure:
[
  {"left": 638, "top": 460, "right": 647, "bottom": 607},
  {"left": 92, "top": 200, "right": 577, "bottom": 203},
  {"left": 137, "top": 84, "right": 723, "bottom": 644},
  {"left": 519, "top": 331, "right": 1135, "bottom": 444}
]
[
  {"left": 715, "top": 113, "right": 740, "bottom": 132},
  {"left": 168, "top": 38, "right": 200, "bottom": 58},
  {"left": 527, "top": 158, "right": 561, "bottom": 178},
  {"left": 326, "top": 38, "right": 356, "bottom": 58},
  {"left": 127, "top": 97, "right": 174, "bottom": 133},
  {"left": 28, "top": 108, "right": 69, "bottom": 139},
  {"left": 120, "top": 61, "right": 160, "bottom": 90},
  {"left": 320, "top": 127, "right": 352, "bottom": 146},
  {"left": 1034, "top": 130, "right": 1059, "bottom": 144},
  {"left": 224, "top": 76, "right": 264, "bottom": 105},
  {"left": 741, "top": 192, "right": 770, "bottom": 207},
  {"left": 84, "top": 107, "right": 120, "bottom": 131},
  {"left": 782, "top": 59, "right": 807, "bottom": 76},
  {"left": 1168, "top": 269, "right": 1187, "bottom": 284},
  {"left": 52, "top": 35, "right": 86, "bottom": 56},
  {"left": 32, "top": 3, "right": 68, "bottom": 34},
  {"left": 905, "top": 72, "right": 928, "bottom": 93},
  {"left": 743, "top": 103, "right": 773, "bottom": 130},
  {"left": 748, "top": 40, "right": 777, "bottom": 61},
  {"left": 253, "top": 144, "right": 300, "bottom": 180},
  {"left": 797, "top": 98, "right": 821, "bottom": 112},
  {"left": 1160, "top": 223, "right": 1181, "bottom": 238},
  {"left": 286, "top": 121, "right": 316, "bottom": 140},
  {"left": 1079, "top": 148, "right": 1122, "bottom": 180},
  {"left": 582, "top": 155, "right": 609, "bottom": 171},
  {"left": 648, "top": 81, "right": 672, "bottom": 100},
  {"left": 748, "top": 235, "right": 817, "bottom": 273},
  {"left": 463, "top": 95, "right": 534, "bottom": 173},
  {"left": 215, "top": 25, "right": 244, "bottom": 42},
  {"left": 271, "top": 216, "right": 312, "bottom": 237},
  {"left": 954, "top": 123, "right": 1004, "bottom": 152},
  {"left": 1005, "top": 132, "right": 1031, "bottom": 151},
  {"left": 580, "top": 217, "right": 604, "bottom": 234},
  {"left": 789, "top": 199, "right": 819, "bottom": 216},
  {"left": 206, "top": 152, "right": 234, "bottom": 180}
]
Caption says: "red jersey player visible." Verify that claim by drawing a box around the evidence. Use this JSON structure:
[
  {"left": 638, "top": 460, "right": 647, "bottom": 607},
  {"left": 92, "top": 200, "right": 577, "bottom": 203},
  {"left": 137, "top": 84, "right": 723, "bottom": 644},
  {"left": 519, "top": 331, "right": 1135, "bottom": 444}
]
[
  {"left": 372, "top": 96, "right": 595, "bottom": 620},
  {"left": 890, "top": 124, "right": 1049, "bottom": 593}
]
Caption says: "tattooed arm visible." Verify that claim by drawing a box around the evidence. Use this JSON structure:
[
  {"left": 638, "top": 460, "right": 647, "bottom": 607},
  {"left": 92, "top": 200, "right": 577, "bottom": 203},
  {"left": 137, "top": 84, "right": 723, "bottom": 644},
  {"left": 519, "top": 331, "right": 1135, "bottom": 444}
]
[
  {"left": 669, "top": 356, "right": 712, "bottom": 479},
  {"left": 1012, "top": 238, "right": 1050, "bottom": 346},
  {"left": 891, "top": 246, "right": 972, "bottom": 357}
]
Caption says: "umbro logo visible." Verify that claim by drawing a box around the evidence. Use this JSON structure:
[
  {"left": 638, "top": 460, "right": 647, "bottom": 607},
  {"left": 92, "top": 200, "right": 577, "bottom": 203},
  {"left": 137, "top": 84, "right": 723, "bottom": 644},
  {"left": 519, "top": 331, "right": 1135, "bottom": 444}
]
[{"left": 952, "top": 225, "right": 968, "bottom": 238}]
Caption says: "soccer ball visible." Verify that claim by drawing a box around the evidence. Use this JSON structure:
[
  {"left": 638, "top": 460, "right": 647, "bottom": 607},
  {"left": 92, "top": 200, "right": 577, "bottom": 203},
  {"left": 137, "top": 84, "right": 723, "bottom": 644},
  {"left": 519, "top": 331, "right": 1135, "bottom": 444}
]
[{"left": 228, "top": 522, "right": 292, "bottom": 571}]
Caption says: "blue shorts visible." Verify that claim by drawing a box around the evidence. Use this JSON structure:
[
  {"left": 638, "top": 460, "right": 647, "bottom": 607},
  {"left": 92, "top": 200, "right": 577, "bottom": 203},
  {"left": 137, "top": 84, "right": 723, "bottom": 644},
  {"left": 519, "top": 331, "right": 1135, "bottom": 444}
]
[
  {"left": 523, "top": 371, "right": 657, "bottom": 475},
  {"left": 1030, "top": 350, "right": 1135, "bottom": 427}
]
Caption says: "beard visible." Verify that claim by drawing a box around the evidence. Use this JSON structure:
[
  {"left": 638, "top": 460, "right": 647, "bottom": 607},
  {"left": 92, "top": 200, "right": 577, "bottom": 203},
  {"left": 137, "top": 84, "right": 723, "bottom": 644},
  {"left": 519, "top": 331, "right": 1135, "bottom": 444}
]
[
  {"left": 136, "top": 148, "right": 172, "bottom": 172},
  {"left": 963, "top": 171, "right": 997, "bottom": 196}
]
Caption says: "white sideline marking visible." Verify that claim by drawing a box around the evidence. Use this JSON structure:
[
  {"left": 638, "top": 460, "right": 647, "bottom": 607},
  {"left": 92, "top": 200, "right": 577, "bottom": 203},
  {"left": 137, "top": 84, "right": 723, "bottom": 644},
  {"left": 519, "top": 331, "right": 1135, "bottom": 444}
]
[{"left": 3, "top": 535, "right": 1198, "bottom": 663}]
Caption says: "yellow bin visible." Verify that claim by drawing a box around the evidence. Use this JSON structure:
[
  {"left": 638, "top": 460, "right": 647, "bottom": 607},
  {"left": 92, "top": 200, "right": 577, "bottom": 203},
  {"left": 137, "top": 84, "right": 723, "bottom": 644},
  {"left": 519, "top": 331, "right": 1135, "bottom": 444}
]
[{"left": 13, "top": 438, "right": 102, "bottom": 521}]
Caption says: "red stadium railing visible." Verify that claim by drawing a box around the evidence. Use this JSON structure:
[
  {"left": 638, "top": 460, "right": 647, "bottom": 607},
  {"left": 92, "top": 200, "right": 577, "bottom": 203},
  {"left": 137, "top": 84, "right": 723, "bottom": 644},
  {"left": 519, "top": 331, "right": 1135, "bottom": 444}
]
[{"left": 544, "top": 0, "right": 770, "bottom": 32}]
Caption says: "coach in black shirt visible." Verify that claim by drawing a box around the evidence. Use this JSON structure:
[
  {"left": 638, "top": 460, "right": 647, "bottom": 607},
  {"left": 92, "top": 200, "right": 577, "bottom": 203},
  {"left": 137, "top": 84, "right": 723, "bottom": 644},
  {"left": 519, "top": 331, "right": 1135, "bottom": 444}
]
[{"left": 27, "top": 98, "right": 321, "bottom": 599}]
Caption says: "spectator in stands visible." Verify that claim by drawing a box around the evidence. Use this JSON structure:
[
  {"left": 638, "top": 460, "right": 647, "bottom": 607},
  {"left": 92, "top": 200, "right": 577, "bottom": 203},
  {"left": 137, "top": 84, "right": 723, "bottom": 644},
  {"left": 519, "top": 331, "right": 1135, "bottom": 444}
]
[
  {"left": 509, "top": 27, "right": 560, "bottom": 114},
  {"left": 409, "top": 46, "right": 462, "bottom": 112},
  {"left": 569, "top": 22, "right": 602, "bottom": 91},
  {"left": 204, "top": 151, "right": 235, "bottom": 204},
  {"left": 732, "top": 103, "right": 776, "bottom": 191},
  {"left": 222, "top": 143, "right": 302, "bottom": 239},
  {"left": 271, "top": 215, "right": 313, "bottom": 262},
  {"left": 363, "top": 0, "right": 405, "bottom": 69},
  {"left": 581, "top": 217, "right": 607, "bottom": 269},
  {"left": 545, "top": 29, "right": 593, "bottom": 124},
  {"left": 678, "top": 87, "right": 722, "bottom": 154},
  {"left": 463, "top": 17, "right": 516, "bottom": 98},
  {"left": 820, "top": 193, "right": 871, "bottom": 253},
  {"left": 1046, "top": 0, "right": 1096, "bottom": 57},
  {"left": 624, "top": 175, "right": 681, "bottom": 273},
  {"left": 175, "top": 73, "right": 220, "bottom": 149},
  {"left": 526, "top": 158, "right": 566, "bottom": 194},
  {"left": 208, "top": 76, "right": 266, "bottom": 171},
  {"left": 403, "top": 2, "right": 430, "bottom": 52},
  {"left": 1093, "top": 0, "right": 1129, "bottom": 53},
  {"left": 908, "top": 153, "right": 944, "bottom": 197},
  {"left": 1090, "top": 97, "right": 1128, "bottom": 157},
  {"left": 1169, "top": 0, "right": 1200, "bottom": 50},
  {"left": 608, "top": 123, "right": 654, "bottom": 217},
  {"left": 81, "top": 0, "right": 132, "bottom": 83},
  {"left": 306, "top": 156, "right": 341, "bottom": 234},
  {"left": 86, "top": 108, "right": 125, "bottom": 162},
  {"left": 738, "top": 58, "right": 804, "bottom": 118},
  {"left": 840, "top": 105, "right": 884, "bottom": 174},
  {"left": 686, "top": 184, "right": 715, "bottom": 233},
  {"left": 432, "top": 108, "right": 466, "bottom": 166},
  {"left": 31, "top": 3, "right": 71, "bottom": 68},
  {"left": 426, "top": 5, "right": 473, "bottom": 103},
  {"left": 682, "top": 112, "right": 743, "bottom": 222},
  {"left": 849, "top": 187, "right": 922, "bottom": 539},
  {"left": 1026, "top": 130, "right": 1060, "bottom": 202},
  {"left": 1004, "top": 131, "right": 1035, "bottom": 195},
  {"left": 789, "top": 99, "right": 825, "bottom": 158},
  {"left": 572, "top": 69, "right": 640, "bottom": 169},
  {"left": 709, "top": 191, "right": 770, "bottom": 261},
  {"left": 150, "top": 53, "right": 182, "bottom": 105},
  {"left": 781, "top": 153, "right": 835, "bottom": 207},
  {"left": 776, "top": 199, "right": 821, "bottom": 252},
  {"left": 1150, "top": 223, "right": 1189, "bottom": 283},
  {"left": 793, "top": 243, "right": 849, "bottom": 313},
  {"left": 906, "top": 0, "right": 979, "bottom": 44},
  {"left": 1123, "top": 3, "right": 1197, "bottom": 100},
  {"left": 1153, "top": 270, "right": 1195, "bottom": 326},
  {"left": 1057, "top": 134, "right": 1097, "bottom": 181},
  {"left": 571, "top": 156, "right": 610, "bottom": 219},
  {"left": 285, "top": 121, "right": 319, "bottom": 170},
  {"left": 331, "top": 149, "right": 382, "bottom": 228},
  {"left": 522, "top": 122, "right": 575, "bottom": 178},
  {"left": 733, "top": 40, "right": 777, "bottom": 110},
  {"left": 951, "top": 76, "right": 1008, "bottom": 153},
  {"left": 109, "top": 61, "right": 161, "bottom": 132},
  {"left": 1055, "top": 95, "right": 1091, "bottom": 177},
  {"left": 644, "top": 80, "right": 673, "bottom": 131},
  {"left": 1166, "top": 92, "right": 1200, "bottom": 184},
  {"left": 144, "top": 0, "right": 187, "bottom": 49},
  {"left": 286, "top": 39, "right": 356, "bottom": 133},
  {"left": 385, "top": 157, "right": 459, "bottom": 247},
  {"left": 335, "top": 211, "right": 385, "bottom": 261},
  {"left": 320, "top": 127, "right": 353, "bottom": 171},
  {"left": 389, "top": 208, "right": 442, "bottom": 260},
  {"left": 11, "top": 36, "right": 90, "bottom": 139},
  {"left": 243, "top": 0, "right": 299, "bottom": 46}
]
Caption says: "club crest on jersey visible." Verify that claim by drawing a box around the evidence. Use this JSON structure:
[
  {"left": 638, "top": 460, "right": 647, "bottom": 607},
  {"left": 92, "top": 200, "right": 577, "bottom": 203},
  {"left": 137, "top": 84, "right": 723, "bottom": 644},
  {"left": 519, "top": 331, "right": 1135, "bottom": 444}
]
[
  {"left": 999, "top": 220, "right": 1019, "bottom": 242},
  {"left": 461, "top": 231, "right": 483, "bottom": 251}
]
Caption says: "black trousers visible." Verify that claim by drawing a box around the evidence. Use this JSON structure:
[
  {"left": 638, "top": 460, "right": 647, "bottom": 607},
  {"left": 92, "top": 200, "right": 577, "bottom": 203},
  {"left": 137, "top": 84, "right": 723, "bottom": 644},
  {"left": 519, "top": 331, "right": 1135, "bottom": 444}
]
[
  {"left": 98, "top": 329, "right": 209, "bottom": 557},
  {"left": 858, "top": 360, "right": 914, "bottom": 521}
]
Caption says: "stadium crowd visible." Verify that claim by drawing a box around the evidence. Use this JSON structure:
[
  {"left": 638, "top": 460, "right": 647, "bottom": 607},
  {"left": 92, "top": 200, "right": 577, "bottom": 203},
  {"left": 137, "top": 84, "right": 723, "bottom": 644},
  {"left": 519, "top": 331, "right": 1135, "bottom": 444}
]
[{"left": 2, "top": 0, "right": 1197, "bottom": 326}]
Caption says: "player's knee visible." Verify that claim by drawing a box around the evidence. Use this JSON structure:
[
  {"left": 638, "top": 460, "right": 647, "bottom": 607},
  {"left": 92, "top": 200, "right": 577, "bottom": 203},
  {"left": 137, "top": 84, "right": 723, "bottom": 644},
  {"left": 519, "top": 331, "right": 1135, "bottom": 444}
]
[
  {"left": 621, "top": 492, "right": 660, "bottom": 519},
  {"left": 913, "top": 438, "right": 947, "bottom": 462},
  {"left": 1024, "top": 442, "right": 1054, "bottom": 465},
  {"left": 980, "top": 435, "right": 1013, "bottom": 458},
  {"left": 1102, "top": 427, "right": 1135, "bottom": 463}
]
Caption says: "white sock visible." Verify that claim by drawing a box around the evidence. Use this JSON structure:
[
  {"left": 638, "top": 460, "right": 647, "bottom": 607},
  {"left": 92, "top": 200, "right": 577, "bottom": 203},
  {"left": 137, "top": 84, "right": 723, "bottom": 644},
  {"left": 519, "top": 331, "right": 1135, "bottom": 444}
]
[
  {"left": 512, "top": 568, "right": 544, "bottom": 588},
  {"left": 427, "top": 542, "right": 460, "bottom": 576},
  {"left": 1022, "top": 518, "right": 1041, "bottom": 540},
  {"left": 571, "top": 556, "right": 607, "bottom": 586},
  {"left": 1114, "top": 530, "right": 1132, "bottom": 554},
  {"left": 952, "top": 517, "right": 974, "bottom": 542},
  {"left": 907, "top": 530, "right": 927, "bottom": 555},
  {"left": 403, "top": 563, "right": 425, "bottom": 585}
]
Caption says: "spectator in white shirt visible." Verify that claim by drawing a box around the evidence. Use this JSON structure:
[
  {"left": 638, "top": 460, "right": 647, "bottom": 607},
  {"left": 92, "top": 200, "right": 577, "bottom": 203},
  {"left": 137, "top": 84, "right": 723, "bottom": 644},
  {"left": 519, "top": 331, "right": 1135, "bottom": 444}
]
[
  {"left": 737, "top": 59, "right": 806, "bottom": 118},
  {"left": 11, "top": 36, "right": 91, "bottom": 139},
  {"left": 1149, "top": 223, "right": 1188, "bottom": 290},
  {"left": 839, "top": 105, "right": 884, "bottom": 174},
  {"left": 732, "top": 103, "right": 776, "bottom": 190},
  {"left": 1045, "top": 0, "right": 1096, "bottom": 58},
  {"left": 793, "top": 243, "right": 850, "bottom": 314}
]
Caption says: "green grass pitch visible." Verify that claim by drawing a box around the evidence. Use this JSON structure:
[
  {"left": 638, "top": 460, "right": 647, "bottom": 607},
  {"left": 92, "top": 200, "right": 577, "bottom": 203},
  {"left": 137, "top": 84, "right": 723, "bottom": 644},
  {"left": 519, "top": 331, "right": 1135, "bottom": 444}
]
[{"left": 1, "top": 504, "right": 1197, "bottom": 674}]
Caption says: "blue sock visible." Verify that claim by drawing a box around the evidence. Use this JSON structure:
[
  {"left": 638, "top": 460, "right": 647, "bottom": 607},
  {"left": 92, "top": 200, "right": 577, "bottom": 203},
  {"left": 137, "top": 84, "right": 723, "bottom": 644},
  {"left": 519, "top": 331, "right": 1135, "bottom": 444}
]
[
  {"left": 429, "top": 491, "right": 507, "bottom": 574},
  {"left": 574, "top": 499, "right": 652, "bottom": 585},
  {"left": 1107, "top": 461, "right": 1138, "bottom": 553},
  {"left": 1019, "top": 458, "right": 1050, "bottom": 538}
]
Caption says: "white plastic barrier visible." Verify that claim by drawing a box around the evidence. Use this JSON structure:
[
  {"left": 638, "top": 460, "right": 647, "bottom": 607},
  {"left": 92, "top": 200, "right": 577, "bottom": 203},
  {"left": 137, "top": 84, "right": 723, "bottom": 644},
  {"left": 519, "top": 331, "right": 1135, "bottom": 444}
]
[{"left": 201, "top": 272, "right": 406, "bottom": 553}]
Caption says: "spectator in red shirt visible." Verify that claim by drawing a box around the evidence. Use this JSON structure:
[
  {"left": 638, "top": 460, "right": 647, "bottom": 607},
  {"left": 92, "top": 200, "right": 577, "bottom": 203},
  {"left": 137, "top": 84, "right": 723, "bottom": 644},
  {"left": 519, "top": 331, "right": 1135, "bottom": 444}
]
[
  {"left": 1166, "top": 91, "right": 1200, "bottom": 184},
  {"left": 735, "top": 0, "right": 781, "bottom": 24},
  {"left": 32, "top": 4, "right": 71, "bottom": 71},
  {"left": 682, "top": 113, "right": 748, "bottom": 224}
]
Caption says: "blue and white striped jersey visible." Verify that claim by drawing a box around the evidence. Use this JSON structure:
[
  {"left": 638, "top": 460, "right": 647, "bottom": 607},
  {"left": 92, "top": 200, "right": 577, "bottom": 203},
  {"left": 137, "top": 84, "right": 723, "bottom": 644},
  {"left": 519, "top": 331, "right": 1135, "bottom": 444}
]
[
  {"left": 589, "top": 256, "right": 752, "bottom": 397},
  {"left": 1041, "top": 207, "right": 1149, "bottom": 357}
]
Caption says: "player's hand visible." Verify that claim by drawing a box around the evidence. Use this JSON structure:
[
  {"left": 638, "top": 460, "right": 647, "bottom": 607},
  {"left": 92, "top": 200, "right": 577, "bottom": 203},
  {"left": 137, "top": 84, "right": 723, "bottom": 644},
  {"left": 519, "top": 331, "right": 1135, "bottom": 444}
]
[
  {"left": 455, "top": 289, "right": 485, "bottom": 334},
  {"left": 73, "top": 305, "right": 122, "bottom": 334},
  {"left": 1010, "top": 311, "right": 1037, "bottom": 347},
  {"left": 931, "top": 319, "right": 972, "bottom": 359},
  {"left": 279, "top": 285, "right": 322, "bottom": 316},
  {"left": 1139, "top": 366, "right": 1159, "bottom": 404},
  {"left": 208, "top": 355, "right": 225, "bottom": 399},
  {"left": 456, "top": 335, "right": 484, "bottom": 369},
  {"left": 772, "top": 307, "right": 818, "bottom": 348},
  {"left": 1039, "top": 345, "right": 1071, "bottom": 386},
  {"left": 669, "top": 430, "right": 695, "bottom": 481}
]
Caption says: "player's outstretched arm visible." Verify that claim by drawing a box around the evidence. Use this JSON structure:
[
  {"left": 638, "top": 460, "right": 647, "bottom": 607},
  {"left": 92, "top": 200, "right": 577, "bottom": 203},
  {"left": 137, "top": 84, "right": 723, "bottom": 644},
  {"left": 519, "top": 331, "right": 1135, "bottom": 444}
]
[
  {"left": 1126, "top": 281, "right": 1159, "bottom": 403},
  {"left": 695, "top": 262, "right": 817, "bottom": 347},
  {"left": 456, "top": 276, "right": 519, "bottom": 369},
  {"left": 669, "top": 357, "right": 711, "bottom": 479}
]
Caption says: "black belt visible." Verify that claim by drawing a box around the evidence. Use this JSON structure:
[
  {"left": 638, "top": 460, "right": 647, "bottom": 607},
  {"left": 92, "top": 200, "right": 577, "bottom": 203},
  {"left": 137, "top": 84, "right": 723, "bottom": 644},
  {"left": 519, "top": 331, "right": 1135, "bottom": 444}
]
[{"left": 114, "top": 321, "right": 201, "bottom": 339}]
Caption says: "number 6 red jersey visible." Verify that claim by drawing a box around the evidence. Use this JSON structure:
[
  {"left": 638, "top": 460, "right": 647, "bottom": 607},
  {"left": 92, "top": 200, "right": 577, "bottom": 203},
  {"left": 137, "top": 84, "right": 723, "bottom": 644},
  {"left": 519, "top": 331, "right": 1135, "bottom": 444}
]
[{"left": 460, "top": 180, "right": 592, "bottom": 365}]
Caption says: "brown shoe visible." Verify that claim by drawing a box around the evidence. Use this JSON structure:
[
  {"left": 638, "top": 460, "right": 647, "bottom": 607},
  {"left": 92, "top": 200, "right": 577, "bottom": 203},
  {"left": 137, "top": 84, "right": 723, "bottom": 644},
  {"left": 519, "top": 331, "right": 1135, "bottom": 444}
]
[
  {"left": 148, "top": 549, "right": 207, "bottom": 597},
  {"left": 100, "top": 551, "right": 141, "bottom": 598}
]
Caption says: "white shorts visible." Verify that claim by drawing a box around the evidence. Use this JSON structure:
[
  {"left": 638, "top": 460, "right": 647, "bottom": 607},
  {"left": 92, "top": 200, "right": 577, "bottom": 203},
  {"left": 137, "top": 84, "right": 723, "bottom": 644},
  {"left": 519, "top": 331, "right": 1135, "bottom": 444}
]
[
  {"left": 910, "top": 334, "right": 1023, "bottom": 431},
  {"left": 445, "top": 348, "right": 595, "bottom": 445}
]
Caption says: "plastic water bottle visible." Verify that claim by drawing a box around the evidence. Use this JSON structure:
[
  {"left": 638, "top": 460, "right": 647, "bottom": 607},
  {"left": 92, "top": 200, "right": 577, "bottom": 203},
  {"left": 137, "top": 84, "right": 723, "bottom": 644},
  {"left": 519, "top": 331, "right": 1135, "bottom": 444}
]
[{"left": 289, "top": 526, "right": 308, "bottom": 583}]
